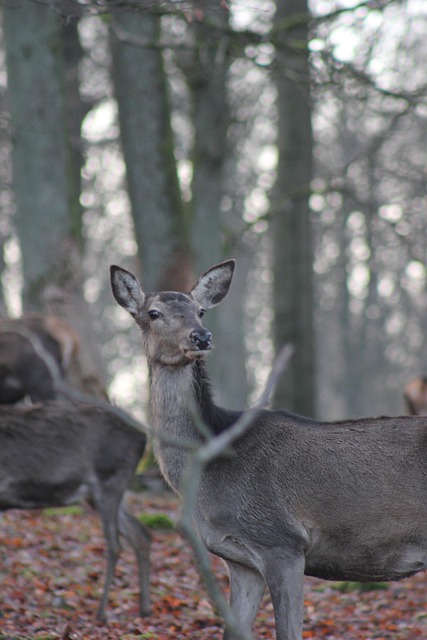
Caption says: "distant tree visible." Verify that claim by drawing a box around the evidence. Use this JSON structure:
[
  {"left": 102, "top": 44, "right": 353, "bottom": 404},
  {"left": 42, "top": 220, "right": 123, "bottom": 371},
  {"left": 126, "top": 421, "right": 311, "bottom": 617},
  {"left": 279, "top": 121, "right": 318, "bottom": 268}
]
[
  {"left": 110, "top": 9, "right": 190, "bottom": 292},
  {"left": 271, "top": 0, "right": 315, "bottom": 415},
  {"left": 311, "top": 0, "right": 427, "bottom": 418},
  {"left": 183, "top": 7, "right": 250, "bottom": 406},
  {"left": 62, "top": 18, "right": 90, "bottom": 246}
]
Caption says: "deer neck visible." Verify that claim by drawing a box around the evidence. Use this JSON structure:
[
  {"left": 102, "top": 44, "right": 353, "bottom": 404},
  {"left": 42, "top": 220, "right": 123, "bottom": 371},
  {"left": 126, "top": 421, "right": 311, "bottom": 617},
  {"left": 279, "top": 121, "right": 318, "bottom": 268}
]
[
  {"left": 149, "top": 361, "right": 198, "bottom": 428},
  {"left": 148, "top": 358, "right": 239, "bottom": 493},
  {"left": 148, "top": 359, "right": 206, "bottom": 493}
]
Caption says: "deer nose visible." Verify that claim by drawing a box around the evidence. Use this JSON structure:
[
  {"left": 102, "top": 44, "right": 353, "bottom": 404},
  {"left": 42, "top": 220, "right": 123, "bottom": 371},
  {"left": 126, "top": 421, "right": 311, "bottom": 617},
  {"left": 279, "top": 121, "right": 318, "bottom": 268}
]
[{"left": 191, "top": 330, "right": 212, "bottom": 351}]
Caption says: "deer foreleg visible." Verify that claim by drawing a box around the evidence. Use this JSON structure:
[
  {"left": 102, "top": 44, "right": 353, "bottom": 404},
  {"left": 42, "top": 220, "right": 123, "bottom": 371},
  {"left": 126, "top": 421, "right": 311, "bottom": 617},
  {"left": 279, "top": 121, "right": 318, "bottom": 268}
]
[
  {"left": 263, "top": 551, "right": 305, "bottom": 640},
  {"left": 223, "top": 560, "right": 265, "bottom": 640}
]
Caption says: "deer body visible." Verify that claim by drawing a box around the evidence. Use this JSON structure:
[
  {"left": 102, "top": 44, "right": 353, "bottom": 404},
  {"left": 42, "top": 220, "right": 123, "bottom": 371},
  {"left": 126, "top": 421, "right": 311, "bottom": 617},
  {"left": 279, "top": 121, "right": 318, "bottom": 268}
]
[
  {"left": 111, "top": 260, "right": 427, "bottom": 640},
  {"left": 0, "top": 400, "right": 151, "bottom": 620},
  {"left": 0, "top": 315, "right": 79, "bottom": 403}
]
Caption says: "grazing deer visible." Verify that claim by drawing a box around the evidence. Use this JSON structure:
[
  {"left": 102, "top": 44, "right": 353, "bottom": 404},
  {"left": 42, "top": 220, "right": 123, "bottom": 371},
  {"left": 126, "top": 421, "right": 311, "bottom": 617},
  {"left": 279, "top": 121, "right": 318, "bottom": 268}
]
[
  {"left": 404, "top": 376, "right": 427, "bottom": 415},
  {"left": 110, "top": 260, "right": 427, "bottom": 640},
  {"left": 0, "top": 315, "right": 79, "bottom": 403},
  {"left": 0, "top": 400, "right": 151, "bottom": 621}
]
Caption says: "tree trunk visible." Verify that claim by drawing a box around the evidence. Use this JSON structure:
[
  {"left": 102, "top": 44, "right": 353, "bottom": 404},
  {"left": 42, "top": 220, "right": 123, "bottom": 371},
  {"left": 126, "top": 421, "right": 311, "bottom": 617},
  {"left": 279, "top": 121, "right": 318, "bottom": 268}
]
[
  {"left": 110, "top": 11, "right": 189, "bottom": 292},
  {"left": 4, "top": 0, "right": 73, "bottom": 307},
  {"left": 62, "top": 18, "right": 89, "bottom": 248},
  {"left": 188, "top": 16, "right": 229, "bottom": 273},
  {"left": 184, "top": 12, "right": 249, "bottom": 407},
  {"left": 271, "top": 0, "right": 315, "bottom": 416},
  {"left": 3, "top": 0, "right": 107, "bottom": 397}
]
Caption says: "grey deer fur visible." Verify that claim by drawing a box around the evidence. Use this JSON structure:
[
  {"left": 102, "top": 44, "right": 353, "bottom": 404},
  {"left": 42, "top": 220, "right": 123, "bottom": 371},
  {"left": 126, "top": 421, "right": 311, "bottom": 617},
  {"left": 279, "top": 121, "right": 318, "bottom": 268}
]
[
  {"left": 0, "top": 400, "right": 151, "bottom": 621},
  {"left": 0, "top": 315, "right": 78, "bottom": 404},
  {"left": 110, "top": 259, "right": 427, "bottom": 640}
]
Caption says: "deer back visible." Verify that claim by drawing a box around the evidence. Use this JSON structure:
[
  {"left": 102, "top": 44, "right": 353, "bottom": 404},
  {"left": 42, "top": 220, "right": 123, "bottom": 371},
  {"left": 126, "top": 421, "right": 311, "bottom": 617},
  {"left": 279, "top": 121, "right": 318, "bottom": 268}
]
[{"left": 0, "top": 401, "right": 146, "bottom": 511}]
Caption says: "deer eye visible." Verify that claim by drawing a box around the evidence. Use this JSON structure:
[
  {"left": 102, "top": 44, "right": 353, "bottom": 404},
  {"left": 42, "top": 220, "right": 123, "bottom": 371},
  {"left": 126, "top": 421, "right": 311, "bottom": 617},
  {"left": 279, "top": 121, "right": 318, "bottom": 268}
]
[
  {"left": 199, "top": 308, "right": 205, "bottom": 318},
  {"left": 148, "top": 309, "right": 160, "bottom": 320}
]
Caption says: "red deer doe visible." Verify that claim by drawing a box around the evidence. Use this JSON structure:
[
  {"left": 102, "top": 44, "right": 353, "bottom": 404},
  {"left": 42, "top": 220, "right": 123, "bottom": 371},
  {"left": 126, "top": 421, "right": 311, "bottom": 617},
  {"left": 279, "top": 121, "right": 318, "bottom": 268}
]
[
  {"left": 404, "top": 376, "right": 427, "bottom": 415},
  {"left": 0, "top": 315, "right": 79, "bottom": 403},
  {"left": 110, "top": 259, "right": 427, "bottom": 640},
  {"left": 0, "top": 400, "right": 151, "bottom": 620}
]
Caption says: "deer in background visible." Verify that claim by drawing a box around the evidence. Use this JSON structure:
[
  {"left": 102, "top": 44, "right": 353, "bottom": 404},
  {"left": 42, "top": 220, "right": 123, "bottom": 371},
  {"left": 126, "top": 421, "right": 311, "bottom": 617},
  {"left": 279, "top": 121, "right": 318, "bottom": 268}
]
[
  {"left": 404, "top": 376, "right": 427, "bottom": 415},
  {"left": 0, "top": 315, "right": 79, "bottom": 403},
  {"left": 111, "top": 259, "right": 427, "bottom": 640},
  {"left": 0, "top": 400, "right": 151, "bottom": 621}
]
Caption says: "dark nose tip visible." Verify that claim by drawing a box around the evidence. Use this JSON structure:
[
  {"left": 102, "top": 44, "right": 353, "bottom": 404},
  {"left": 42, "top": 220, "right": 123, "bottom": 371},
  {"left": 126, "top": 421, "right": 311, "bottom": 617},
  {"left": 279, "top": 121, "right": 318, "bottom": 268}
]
[{"left": 191, "top": 329, "right": 212, "bottom": 351}]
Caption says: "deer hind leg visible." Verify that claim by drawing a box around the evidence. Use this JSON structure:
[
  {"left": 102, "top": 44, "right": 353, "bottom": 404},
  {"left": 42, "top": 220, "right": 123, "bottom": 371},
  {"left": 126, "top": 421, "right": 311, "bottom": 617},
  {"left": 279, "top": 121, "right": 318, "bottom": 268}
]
[
  {"left": 263, "top": 551, "right": 305, "bottom": 640},
  {"left": 93, "top": 494, "right": 122, "bottom": 621},
  {"left": 222, "top": 560, "right": 265, "bottom": 640},
  {"left": 118, "top": 503, "right": 152, "bottom": 616}
]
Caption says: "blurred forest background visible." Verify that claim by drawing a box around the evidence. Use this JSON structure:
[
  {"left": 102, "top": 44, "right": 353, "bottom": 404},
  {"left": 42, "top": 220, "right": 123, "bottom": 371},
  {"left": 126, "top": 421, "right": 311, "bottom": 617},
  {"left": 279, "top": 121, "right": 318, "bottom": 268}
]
[{"left": 0, "top": 0, "right": 426, "bottom": 421}]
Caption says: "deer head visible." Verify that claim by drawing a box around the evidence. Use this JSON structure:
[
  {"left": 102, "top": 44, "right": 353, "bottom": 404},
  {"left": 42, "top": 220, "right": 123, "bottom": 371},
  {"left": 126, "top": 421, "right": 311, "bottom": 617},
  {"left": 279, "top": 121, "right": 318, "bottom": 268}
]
[{"left": 110, "top": 260, "right": 235, "bottom": 366}]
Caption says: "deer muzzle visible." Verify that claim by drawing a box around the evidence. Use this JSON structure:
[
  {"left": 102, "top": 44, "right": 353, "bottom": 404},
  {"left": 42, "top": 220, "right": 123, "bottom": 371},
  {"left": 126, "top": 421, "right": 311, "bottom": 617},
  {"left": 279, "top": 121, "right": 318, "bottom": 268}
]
[{"left": 190, "top": 329, "right": 212, "bottom": 352}]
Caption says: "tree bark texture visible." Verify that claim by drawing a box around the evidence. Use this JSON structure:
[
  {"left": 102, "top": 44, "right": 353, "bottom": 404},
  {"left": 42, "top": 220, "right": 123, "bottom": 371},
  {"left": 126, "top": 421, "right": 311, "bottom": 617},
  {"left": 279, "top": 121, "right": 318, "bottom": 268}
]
[
  {"left": 110, "top": 10, "right": 189, "bottom": 292},
  {"left": 271, "top": 0, "right": 316, "bottom": 416},
  {"left": 4, "top": 0, "right": 73, "bottom": 308},
  {"left": 186, "top": 12, "right": 249, "bottom": 406}
]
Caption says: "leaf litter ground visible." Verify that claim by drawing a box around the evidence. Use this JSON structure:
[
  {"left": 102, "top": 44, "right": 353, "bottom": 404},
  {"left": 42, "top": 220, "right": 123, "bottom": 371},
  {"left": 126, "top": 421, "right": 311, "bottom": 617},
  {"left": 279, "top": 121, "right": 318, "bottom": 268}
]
[{"left": 0, "top": 491, "right": 426, "bottom": 639}]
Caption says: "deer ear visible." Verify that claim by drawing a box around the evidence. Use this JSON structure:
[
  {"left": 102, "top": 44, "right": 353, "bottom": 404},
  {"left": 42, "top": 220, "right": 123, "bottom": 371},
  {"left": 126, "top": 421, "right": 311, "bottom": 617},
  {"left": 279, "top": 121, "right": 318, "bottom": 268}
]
[
  {"left": 110, "top": 265, "right": 145, "bottom": 316},
  {"left": 191, "top": 260, "right": 235, "bottom": 309}
]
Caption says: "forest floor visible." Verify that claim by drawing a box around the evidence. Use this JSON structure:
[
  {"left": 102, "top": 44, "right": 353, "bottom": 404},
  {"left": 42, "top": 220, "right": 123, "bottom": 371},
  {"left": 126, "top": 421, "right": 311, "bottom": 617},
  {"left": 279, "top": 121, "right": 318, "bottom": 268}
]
[{"left": 0, "top": 489, "right": 426, "bottom": 640}]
